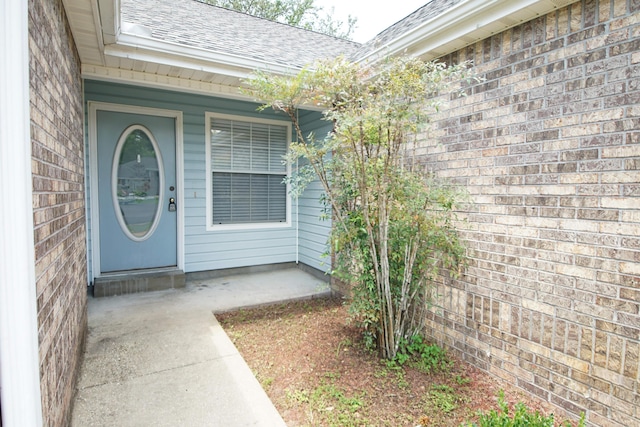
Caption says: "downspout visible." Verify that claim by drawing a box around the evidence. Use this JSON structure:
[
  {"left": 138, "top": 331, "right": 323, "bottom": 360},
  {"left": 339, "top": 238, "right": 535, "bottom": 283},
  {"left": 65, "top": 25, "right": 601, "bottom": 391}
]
[
  {"left": 296, "top": 158, "right": 299, "bottom": 265},
  {"left": 294, "top": 113, "right": 299, "bottom": 265},
  {"left": 82, "top": 78, "right": 93, "bottom": 288},
  {"left": 0, "top": 0, "right": 44, "bottom": 425}
]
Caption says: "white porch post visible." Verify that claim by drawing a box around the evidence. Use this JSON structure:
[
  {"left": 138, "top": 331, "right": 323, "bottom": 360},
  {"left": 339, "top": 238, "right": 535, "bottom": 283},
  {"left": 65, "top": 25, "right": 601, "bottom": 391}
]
[{"left": 0, "top": 0, "right": 44, "bottom": 425}]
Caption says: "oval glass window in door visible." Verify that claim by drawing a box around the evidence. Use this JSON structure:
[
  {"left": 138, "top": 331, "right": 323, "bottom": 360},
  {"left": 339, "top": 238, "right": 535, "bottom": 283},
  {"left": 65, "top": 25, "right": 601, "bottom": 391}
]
[{"left": 111, "top": 125, "right": 165, "bottom": 241}]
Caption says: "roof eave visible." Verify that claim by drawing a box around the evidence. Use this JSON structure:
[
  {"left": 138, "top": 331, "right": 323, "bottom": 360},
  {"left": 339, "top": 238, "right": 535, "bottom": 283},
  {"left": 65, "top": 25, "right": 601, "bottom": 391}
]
[
  {"left": 68, "top": 0, "right": 309, "bottom": 99},
  {"left": 97, "top": 0, "right": 119, "bottom": 44},
  {"left": 109, "top": 31, "right": 304, "bottom": 79},
  {"left": 356, "top": 0, "right": 576, "bottom": 63},
  {"left": 84, "top": 30, "right": 322, "bottom": 107}
]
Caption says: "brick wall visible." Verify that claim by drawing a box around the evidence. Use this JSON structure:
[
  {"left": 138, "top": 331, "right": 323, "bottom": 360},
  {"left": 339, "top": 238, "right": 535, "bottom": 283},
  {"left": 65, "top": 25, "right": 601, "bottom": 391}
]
[
  {"left": 29, "top": 0, "right": 87, "bottom": 425},
  {"left": 421, "top": 1, "right": 640, "bottom": 425}
]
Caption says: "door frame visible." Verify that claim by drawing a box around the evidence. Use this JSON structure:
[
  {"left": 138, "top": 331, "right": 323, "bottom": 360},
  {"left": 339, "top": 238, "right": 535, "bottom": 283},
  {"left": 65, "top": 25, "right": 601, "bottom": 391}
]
[{"left": 88, "top": 101, "right": 184, "bottom": 279}]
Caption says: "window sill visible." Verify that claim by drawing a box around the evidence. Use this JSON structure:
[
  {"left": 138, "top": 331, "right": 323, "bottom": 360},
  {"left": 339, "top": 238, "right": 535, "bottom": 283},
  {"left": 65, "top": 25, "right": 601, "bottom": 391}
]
[{"left": 206, "top": 221, "right": 291, "bottom": 232}]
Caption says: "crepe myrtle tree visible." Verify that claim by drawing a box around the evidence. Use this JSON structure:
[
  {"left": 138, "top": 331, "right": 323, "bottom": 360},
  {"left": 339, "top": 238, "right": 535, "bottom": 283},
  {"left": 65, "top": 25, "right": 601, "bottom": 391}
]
[{"left": 246, "top": 56, "right": 475, "bottom": 359}]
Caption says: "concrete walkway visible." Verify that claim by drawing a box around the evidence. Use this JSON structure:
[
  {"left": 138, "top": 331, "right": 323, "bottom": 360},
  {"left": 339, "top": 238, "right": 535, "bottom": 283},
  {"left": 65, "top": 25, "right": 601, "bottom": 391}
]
[{"left": 71, "top": 268, "right": 331, "bottom": 426}]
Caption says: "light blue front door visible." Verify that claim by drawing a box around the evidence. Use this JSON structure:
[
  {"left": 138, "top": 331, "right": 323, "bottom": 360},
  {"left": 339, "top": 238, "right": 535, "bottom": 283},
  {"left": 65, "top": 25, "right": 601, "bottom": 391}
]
[{"left": 97, "top": 111, "right": 177, "bottom": 273}]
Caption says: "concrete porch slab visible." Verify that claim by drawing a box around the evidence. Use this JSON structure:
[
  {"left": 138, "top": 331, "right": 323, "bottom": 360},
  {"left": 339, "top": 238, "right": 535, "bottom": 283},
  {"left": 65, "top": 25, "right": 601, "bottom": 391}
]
[{"left": 71, "top": 267, "right": 332, "bottom": 426}]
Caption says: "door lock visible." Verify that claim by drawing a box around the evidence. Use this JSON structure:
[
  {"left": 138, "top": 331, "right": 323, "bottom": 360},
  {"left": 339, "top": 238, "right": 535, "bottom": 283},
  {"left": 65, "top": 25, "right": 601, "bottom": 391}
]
[{"left": 168, "top": 197, "right": 176, "bottom": 212}]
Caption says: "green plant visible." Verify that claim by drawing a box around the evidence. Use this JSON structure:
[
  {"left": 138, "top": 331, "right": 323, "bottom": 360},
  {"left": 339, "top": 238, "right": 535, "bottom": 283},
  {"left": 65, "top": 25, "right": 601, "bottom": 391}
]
[
  {"left": 260, "top": 376, "right": 274, "bottom": 388},
  {"left": 465, "top": 391, "right": 586, "bottom": 427},
  {"left": 428, "top": 384, "right": 460, "bottom": 414},
  {"left": 380, "top": 359, "right": 409, "bottom": 389},
  {"left": 285, "top": 388, "right": 310, "bottom": 403},
  {"left": 373, "top": 366, "right": 388, "bottom": 378},
  {"left": 361, "top": 330, "right": 376, "bottom": 352},
  {"left": 324, "top": 371, "right": 341, "bottom": 380},
  {"left": 247, "top": 55, "right": 475, "bottom": 360},
  {"left": 395, "top": 368, "right": 409, "bottom": 390},
  {"left": 455, "top": 374, "right": 471, "bottom": 386},
  {"left": 303, "top": 375, "right": 368, "bottom": 426},
  {"left": 312, "top": 383, "right": 364, "bottom": 413},
  {"left": 394, "top": 335, "right": 452, "bottom": 373}
]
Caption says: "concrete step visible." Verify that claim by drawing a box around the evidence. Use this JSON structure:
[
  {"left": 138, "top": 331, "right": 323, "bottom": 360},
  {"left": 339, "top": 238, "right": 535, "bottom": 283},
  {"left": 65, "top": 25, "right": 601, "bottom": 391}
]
[{"left": 93, "top": 269, "right": 185, "bottom": 297}]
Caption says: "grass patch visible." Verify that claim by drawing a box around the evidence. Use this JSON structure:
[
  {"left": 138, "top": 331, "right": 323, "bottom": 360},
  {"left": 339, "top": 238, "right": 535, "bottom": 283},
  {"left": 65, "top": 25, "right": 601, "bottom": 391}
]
[
  {"left": 218, "top": 298, "right": 581, "bottom": 427},
  {"left": 286, "top": 372, "right": 367, "bottom": 427},
  {"left": 427, "top": 384, "right": 463, "bottom": 414}
]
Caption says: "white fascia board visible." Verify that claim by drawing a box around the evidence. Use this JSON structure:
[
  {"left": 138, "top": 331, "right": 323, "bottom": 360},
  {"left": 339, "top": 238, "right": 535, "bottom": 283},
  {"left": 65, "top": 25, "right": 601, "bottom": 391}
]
[
  {"left": 82, "top": 64, "right": 325, "bottom": 111},
  {"left": 98, "top": 0, "right": 119, "bottom": 44},
  {"left": 91, "top": 0, "right": 107, "bottom": 61},
  {"left": 357, "top": 0, "right": 574, "bottom": 63},
  {"left": 82, "top": 63, "right": 254, "bottom": 100},
  {"left": 108, "top": 31, "right": 302, "bottom": 79}
]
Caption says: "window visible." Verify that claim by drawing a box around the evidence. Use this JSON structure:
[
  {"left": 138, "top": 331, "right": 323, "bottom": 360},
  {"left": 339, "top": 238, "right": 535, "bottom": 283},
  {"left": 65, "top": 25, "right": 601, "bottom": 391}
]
[{"left": 206, "top": 113, "right": 290, "bottom": 229}]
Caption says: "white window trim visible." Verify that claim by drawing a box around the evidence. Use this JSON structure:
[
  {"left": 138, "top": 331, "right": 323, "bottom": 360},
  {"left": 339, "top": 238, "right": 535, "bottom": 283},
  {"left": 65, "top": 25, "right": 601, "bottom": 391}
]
[{"left": 205, "top": 112, "right": 292, "bottom": 231}]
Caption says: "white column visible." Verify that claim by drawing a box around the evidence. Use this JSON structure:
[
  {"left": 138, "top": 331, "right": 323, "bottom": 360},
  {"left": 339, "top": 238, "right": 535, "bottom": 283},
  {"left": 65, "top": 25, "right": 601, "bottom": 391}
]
[{"left": 0, "top": 0, "right": 44, "bottom": 425}]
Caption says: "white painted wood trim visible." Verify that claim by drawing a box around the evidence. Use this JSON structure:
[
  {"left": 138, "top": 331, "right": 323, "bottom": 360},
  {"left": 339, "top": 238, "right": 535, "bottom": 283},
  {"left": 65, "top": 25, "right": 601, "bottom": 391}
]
[
  {"left": 0, "top": 0, "right": 44, "bottom": 425},
  {"left": 111, "top": 124, "right": 165, "bottom": 242},
  {"left": 87, "top": 102, "right": 185, "bottom": 278},
  {"left": 80, "top": 65, "right": 326, "bottom": 110},
  {"left": 357, "top": 0, "right": 576, "bottom": 63},
  {"left": 204, "top": 111, "right": 292, "bottom": 232},
  {"left": 112, "top": 31, "right": 298, "bottom": 77}
]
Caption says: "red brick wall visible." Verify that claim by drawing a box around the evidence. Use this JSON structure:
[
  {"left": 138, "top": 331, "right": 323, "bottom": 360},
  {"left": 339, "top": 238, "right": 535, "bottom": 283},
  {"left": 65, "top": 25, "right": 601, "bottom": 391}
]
[
  {"left": 421, "top": 1, "right": 640, "bottom": 425},
  {"left": 29, "top": 0, "right": 87, "bottom": 424}
]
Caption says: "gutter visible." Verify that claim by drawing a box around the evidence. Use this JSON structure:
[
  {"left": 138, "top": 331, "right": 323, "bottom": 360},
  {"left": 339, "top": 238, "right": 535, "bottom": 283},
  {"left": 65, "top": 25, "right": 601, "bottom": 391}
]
[
  {"left": 356, "top": 0, "right": 576, "bottom": 63},
  {"left": 106, "top": 26, "right": 305, "bottom": 79}
]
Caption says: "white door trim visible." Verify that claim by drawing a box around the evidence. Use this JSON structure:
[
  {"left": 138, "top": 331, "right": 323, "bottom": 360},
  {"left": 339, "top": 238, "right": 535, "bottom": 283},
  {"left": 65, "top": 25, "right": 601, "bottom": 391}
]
[{"left": 88, "top": 101, "right": 185, "bottom": 278}]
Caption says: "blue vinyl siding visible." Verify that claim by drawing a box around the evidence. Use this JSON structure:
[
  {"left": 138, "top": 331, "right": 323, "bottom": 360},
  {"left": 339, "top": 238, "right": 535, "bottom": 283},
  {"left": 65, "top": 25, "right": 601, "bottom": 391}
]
[
  {"left": 297, "top": 111, "right": 333, "bottom": 273},
  {"left": 85, "top": 80, "right": 310, "bottom": 274}
]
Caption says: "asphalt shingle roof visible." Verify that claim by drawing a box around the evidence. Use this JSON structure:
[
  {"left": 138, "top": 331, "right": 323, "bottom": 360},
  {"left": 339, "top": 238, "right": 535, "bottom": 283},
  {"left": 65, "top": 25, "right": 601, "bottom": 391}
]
[
  {"left": 351, "top": 0, "right": 464, "bottom": 60},
  {"left": 121, "top": 0, "right": 361, "bottom": 69}
]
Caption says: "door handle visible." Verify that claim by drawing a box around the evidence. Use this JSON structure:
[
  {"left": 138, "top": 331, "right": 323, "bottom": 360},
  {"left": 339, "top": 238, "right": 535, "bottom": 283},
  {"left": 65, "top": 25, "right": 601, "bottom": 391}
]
[{"left": 168, "top": 197, "right": 176, "bottom": 212}]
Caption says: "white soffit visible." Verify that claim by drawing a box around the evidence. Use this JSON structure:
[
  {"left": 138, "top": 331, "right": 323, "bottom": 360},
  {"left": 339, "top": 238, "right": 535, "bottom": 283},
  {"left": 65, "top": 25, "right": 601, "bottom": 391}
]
[
  {"left": 358, "top": 0, "right": 577, "bottom": 63},
  {"left": 86, "top": 27, "right": 301, "bottom": 99},
  {"left": 64, "top": 0, "right": 302, "bottom": 98},
  {"left": 62, "top": 0, "right": 105, "bottom": 65},
  {"left": 81, "top": 64, "right": 257, "bottom": 101}
]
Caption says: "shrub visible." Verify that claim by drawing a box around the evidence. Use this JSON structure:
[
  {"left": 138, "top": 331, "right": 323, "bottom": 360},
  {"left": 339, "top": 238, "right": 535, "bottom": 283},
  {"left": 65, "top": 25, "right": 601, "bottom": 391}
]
[
  {"left": 248, "top": 56, "right": 475, "bottom": 359},
  {"left": 465, "top": 391, "right": 586, "bottom": 427}
]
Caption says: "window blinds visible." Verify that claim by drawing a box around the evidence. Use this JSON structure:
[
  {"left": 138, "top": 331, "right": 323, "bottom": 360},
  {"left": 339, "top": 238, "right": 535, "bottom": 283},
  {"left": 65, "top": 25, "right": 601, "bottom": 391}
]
[{"left": 210, "top": 118, "right": 287, "bottom": 224}]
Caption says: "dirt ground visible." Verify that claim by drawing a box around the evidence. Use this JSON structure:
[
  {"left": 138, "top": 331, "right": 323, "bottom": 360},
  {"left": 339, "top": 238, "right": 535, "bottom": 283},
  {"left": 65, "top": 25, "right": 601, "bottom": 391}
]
[{"left": 218, "top": 297, "right": 574, "bottom": 427}]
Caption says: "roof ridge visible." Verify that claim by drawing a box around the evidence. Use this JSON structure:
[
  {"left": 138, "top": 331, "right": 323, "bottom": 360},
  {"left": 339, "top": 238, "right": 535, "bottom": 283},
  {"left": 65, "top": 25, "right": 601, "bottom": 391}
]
[
  {"left": 192, "top": 0, "right": 361, "bottom": 45},
  {"left": 121, "top": 0, "right": 361, "bottom": 69},
  {"left": 351, "top": 0, "right": 463, "bottom": 60}
]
